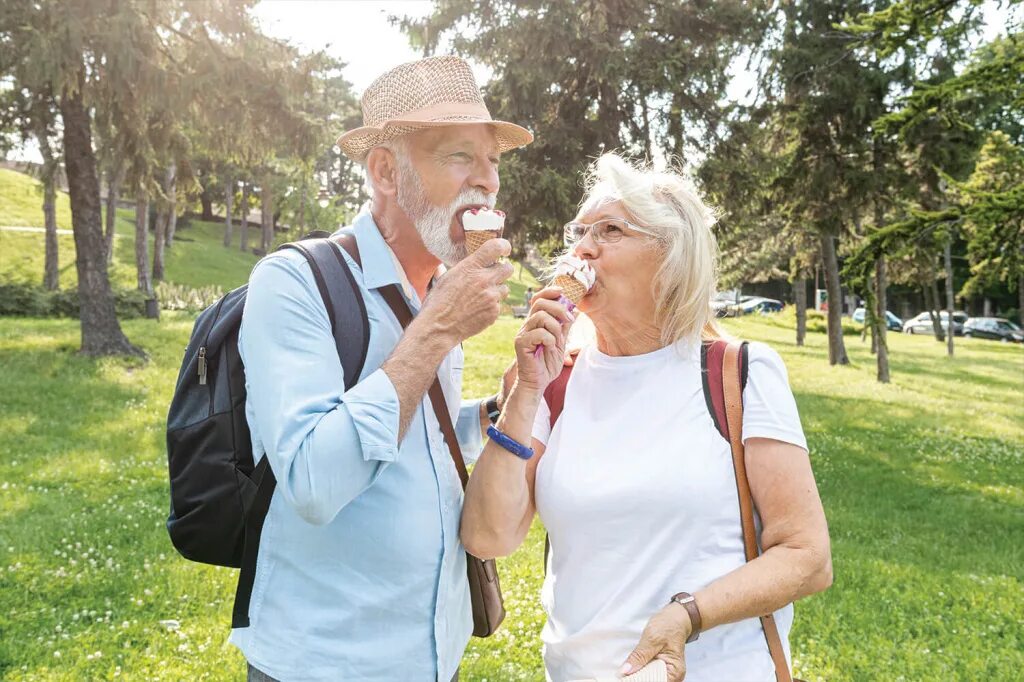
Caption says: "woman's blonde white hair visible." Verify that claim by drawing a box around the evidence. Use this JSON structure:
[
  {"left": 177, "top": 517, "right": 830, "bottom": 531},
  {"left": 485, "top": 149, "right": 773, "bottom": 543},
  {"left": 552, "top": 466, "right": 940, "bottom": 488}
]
[{"left": 576, "top": 153, "right": 723, "bottom": 346}]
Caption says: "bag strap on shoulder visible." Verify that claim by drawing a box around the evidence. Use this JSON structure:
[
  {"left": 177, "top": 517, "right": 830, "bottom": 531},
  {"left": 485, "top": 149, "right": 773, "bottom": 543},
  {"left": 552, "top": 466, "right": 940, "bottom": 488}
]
[{"left": 720, "top": 340, "right": 793, "bottom": 682}]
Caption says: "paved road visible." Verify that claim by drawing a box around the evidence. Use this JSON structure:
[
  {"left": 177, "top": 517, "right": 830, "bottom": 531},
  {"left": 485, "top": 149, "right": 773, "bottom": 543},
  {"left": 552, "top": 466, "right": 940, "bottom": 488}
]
[{"left": 1, "top": 225, "right": 73, "bottom": 235}]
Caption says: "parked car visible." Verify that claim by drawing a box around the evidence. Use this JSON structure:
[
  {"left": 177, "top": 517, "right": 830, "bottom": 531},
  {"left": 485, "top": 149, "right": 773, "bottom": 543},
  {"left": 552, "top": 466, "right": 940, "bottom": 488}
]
[
  {"left": 851, "top": 307, "right": 903, "bottom": 331},
  {"left": 738, "top": 297, "right": 784, "bottom": 315},
  {"left": 963, "top": 317, "right": 1024, "bottom": 343},
  {"left": 902, "top": 311, "right": 968, "bottom": 336}
]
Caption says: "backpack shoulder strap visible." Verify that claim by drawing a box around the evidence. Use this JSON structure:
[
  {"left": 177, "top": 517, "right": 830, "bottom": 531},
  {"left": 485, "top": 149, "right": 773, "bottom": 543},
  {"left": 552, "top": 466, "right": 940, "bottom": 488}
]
[
  {"left": 233, "top": 235, "right": 369, "bottom": 629},
  {"left": 543, "top": 351, "right": 579, "bottom": 430},
  {"left": 719, "top": 340, "right": 793, "bottom": 682},
  {"left": 279, "top": 236, "right": 369, "bottom": 391}
]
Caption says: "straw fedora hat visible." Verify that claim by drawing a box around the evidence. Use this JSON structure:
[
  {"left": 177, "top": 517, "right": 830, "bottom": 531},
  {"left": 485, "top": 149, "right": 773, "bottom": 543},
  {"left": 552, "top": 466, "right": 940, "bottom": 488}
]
[{"left": 336, "top": 55, "right": 533, "bottom": 161}]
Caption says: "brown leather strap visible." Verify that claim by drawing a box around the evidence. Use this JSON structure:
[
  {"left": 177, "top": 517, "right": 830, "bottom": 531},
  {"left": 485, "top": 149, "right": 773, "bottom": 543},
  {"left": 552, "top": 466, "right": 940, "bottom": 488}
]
[
  {"left": 373, "top": 274, "right": 471, "bottom": 491},
  {"left": 722, "top": 342, "right": 793, "bottom": 682},
  {"left": 336, "top": 233, "right": 362, "bottom": 268}
]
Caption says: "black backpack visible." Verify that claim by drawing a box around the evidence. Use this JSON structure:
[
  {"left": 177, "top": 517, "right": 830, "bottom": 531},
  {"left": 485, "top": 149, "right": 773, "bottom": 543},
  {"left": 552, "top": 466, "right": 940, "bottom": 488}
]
[{"left": 165, "top": 235, "right": 369, "bottom": 627}]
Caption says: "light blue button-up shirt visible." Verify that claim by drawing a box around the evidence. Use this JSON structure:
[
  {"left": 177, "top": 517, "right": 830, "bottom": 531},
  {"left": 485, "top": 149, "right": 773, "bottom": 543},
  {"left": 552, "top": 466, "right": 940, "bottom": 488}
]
[{"left": 230, "top": 212, "right": 484, "bottom": 682}]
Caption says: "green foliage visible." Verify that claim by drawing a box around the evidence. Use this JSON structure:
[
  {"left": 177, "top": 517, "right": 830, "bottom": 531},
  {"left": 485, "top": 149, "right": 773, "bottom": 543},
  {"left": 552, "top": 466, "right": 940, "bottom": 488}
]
[
  {"left": 0, "top": 282, "right": 148, "bottom": 318},
  {"left": 0, "top": 314, "right": 1021, "bottom": 679},
  {"left": 958, "top": 131, "right": 1024, "bottom": 297},
  {"left": 403, "top": 0, "right": 766, "bottom": 245}
]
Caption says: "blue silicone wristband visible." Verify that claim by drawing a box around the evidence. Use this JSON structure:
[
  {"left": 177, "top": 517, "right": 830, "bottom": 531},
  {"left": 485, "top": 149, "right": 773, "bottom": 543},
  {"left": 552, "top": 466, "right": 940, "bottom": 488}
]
[{"left": 486, "top": 425, "right": 535, "bottom": 460}]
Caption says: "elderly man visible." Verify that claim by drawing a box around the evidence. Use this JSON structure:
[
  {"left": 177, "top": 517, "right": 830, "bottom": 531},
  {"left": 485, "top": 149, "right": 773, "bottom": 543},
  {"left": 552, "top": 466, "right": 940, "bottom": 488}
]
[{"left": 231, "top": 56, "right": 532, "bottom": 682}]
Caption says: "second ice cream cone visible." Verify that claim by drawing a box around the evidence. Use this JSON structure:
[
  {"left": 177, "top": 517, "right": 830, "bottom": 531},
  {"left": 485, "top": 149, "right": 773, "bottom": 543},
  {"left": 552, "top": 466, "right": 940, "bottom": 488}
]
[{"left": 554, "top": 275, "right": 588, "bottom": 304}]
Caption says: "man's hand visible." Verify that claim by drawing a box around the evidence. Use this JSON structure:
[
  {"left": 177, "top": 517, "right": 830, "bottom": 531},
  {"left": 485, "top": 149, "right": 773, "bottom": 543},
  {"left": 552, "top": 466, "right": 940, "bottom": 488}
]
[
  {"left": 419, "top": 238, "right": 513, "bottom": 346},
  {"left": 619, "top": 603, "right": 691, "bottom": 681}
]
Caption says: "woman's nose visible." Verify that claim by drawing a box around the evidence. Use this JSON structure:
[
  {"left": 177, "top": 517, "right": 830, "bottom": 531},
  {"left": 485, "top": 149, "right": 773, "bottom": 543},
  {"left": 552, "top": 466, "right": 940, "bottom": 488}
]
[{"left": 572, "top": 234, "right": 598, "bottom": 260}]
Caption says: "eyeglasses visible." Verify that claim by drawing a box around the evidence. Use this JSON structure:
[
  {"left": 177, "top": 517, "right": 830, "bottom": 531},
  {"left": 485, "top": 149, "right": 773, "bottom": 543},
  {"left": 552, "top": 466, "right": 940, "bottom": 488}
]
[{"left": 563, "top": 218, "right": 659, "bottom": 246}]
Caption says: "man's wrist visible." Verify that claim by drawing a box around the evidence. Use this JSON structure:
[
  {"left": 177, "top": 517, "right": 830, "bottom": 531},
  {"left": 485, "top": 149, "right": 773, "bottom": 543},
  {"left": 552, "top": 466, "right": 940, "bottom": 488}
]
[{"left": 406, "top": 315, "right": 457, "bottom": 359}]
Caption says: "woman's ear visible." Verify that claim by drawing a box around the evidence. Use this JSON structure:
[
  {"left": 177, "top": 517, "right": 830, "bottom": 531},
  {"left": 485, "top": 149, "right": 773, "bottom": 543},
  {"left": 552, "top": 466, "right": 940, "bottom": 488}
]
[{"left": 366, "top": 147, "right": 399, "bottom": 198}]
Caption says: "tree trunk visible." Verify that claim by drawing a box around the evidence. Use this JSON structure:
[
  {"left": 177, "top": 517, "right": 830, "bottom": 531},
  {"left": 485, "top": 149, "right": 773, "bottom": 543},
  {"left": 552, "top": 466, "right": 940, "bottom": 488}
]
[
  {"left": 59, "top": 84, "right": 140, "bottom": 356},
  {"left": 135, "top": 193, "right": 152, "bottom": 294},
  {"left": 1018, "top": 272, "right": 1023, "bottom": 327},
  {"left": 983, "top": 297, "right": 992, "bottom": 317},
  {"left": 875, "top": 255, "right": 890, "bottom": 383},
  {"left": 927, "top": 273, "right": 945, "bottom": 341},
  {"left": 261, "top": 172, "right": 274, "bottom": 253},
  {"left": 240, "top": 181, "right": 249, "bottom": 252},
  {"left": 104, "top": 160, "right": 125, "bottom": 265},
  {"left": 35, "top": 123, "right": 60, "bottom": 291},
  {"left": 297, "top": 181, "right": 306, "bottom": 234},
  {"left": 794, "top": 276, "right": 807, "bottom": 347},
  {"left": 199, "top": 166, "right": 215, "bottom": 221},
  {"left": 164, "top": 162, "right": 178, "bottom": 247},
  {"left": 819, "top": 233, "right": 849, "bottom": 365},
  {"left": 944, "top": 239, "right": 955, "bottom": 357},
  {"left": 223, "top": 177, "right": 234, "bottom": 247},
  {"left": 152, "top": 210, "right": 166, "bottom": 283}
]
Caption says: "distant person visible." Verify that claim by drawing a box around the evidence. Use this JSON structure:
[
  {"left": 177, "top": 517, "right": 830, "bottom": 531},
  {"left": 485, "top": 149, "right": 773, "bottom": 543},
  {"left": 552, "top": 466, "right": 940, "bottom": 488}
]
[
  {"left": 461, "top": 154, "right": 832, "bottom": 682},
  {"left": 234, "top": 56, "right": 532, "bottom": 682},
  {"left": 525, "top": 286, "right": 535, "bottom": 307}
]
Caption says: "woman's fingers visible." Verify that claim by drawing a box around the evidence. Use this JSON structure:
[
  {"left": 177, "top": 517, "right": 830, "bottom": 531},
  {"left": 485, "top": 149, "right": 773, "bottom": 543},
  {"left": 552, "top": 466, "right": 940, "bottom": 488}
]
[{"left": 530, "top": 289, "right": 575, "bottom": 322}]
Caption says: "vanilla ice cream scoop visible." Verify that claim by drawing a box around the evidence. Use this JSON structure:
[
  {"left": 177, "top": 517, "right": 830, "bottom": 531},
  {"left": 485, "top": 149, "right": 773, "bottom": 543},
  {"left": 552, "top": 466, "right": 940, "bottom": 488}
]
[{"left": 462, "top": 207, "right": 505, "bottom": 252}]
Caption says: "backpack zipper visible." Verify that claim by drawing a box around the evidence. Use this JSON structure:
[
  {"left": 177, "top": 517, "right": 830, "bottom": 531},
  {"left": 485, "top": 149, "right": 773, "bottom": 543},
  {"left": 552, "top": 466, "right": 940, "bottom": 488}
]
[{"left": 198, "top": 347, "right": 208, "bottom": 385}]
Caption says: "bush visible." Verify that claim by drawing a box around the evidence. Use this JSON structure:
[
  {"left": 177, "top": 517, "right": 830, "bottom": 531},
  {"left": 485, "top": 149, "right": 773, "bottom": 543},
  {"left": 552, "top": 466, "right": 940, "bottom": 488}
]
[
  {"left": 0, "top": 282, "right": 52, "bottom": 316},
  {"left": 762, "top": 307, "right": 861, "bottom": 336},
  {"left": 0, "top": 281, "right": 148, "bottom": 319}
]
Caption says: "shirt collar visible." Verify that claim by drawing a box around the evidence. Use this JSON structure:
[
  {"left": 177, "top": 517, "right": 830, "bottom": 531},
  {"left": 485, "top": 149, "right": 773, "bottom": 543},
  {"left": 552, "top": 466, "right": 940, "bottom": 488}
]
[{"left": 344, "top": 211, "right": 444, "bottom": 301}]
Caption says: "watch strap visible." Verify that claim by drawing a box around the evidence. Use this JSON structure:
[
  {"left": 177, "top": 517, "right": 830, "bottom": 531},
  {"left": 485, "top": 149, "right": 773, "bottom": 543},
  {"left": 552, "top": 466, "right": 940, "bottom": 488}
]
[{"left": 670, "top": 591, "right": 702, "bottom": 643}]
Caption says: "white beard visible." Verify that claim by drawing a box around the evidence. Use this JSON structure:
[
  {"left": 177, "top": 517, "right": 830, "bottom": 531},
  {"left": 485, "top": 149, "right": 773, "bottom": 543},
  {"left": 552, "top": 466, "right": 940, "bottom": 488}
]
[{"left": 393, "top": 154, "right": 495, "bottom": 267}]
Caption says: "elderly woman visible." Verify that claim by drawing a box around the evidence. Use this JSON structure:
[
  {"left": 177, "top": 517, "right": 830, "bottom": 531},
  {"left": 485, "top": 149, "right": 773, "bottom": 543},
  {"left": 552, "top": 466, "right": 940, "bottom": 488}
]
[{"left": 461, "top": 154, "right": 832, "bottom": 682}]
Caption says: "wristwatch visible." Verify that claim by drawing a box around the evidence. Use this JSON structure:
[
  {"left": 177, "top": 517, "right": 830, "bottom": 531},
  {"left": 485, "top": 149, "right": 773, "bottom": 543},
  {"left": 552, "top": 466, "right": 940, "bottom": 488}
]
[
  {"left": 485, "top": 394, "right": 501, "bottom": 424},
  {"left": 670, "top": 592, "right": 702, "bottom": 643}
]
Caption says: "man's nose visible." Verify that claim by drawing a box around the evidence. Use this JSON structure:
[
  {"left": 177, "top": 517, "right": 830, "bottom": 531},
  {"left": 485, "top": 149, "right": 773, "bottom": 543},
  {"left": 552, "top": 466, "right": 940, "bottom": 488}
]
[{"left": 469, "top": 156, "right": 500, "bottom": 196}]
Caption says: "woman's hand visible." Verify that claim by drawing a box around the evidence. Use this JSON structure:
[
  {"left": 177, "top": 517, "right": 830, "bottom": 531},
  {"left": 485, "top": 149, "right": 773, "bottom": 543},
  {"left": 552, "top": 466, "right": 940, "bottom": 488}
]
[
  {"left": 619, "top": 603, "right": 691, "bottom": 681},
  {"left": 513, "top": 286, "right": 575, "bottom": 391}
]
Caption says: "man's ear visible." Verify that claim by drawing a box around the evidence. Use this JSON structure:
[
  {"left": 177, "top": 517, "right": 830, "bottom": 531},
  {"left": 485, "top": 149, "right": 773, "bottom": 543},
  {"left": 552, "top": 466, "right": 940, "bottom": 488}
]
[{"left": 366, "top": 147, "right": 399, "bottom": 197}]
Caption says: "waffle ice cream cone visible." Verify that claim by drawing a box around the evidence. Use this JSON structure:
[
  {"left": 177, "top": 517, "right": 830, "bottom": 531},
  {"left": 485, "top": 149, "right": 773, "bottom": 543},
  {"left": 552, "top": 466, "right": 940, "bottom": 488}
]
[
  {"left": 554, "top": 275, "right": 588, "bottom": 304},
  {"left": 462, "top": 207, "right": 505, "bottom": 253},
  {"left": 465, "top": 229, "right": 499, "bottom": 253}
]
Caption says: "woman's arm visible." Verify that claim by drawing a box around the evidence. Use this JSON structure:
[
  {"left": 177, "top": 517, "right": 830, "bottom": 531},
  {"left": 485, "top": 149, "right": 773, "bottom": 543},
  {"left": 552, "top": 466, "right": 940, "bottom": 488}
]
[
  {"left": 460, "top": 287, "right": 572, "bottom": 558},
  {"left": 619, "top": 438, "right": 832, "bottom": 679},
  {"left": 692, "top": 438, "right": 832, "bottom": 628}
]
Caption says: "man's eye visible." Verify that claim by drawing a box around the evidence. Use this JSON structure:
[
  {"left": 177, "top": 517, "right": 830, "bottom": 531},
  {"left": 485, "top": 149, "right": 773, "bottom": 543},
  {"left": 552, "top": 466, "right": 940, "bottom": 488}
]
[{"left": 451, "top": 152, "right": 472, "bottom": 161}]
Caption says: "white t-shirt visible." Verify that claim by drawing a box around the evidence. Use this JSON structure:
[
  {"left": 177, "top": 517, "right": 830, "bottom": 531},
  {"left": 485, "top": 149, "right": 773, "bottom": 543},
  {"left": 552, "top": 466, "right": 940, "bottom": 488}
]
[{"left": 532, "top": 341, "right": 807, "bottom": 682}]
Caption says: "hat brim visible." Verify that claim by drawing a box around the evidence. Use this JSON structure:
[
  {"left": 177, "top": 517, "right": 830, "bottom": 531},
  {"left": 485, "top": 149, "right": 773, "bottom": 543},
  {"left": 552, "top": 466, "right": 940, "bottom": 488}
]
[{"left": 337, "top": 118, "right": 533, "bottom": 161}]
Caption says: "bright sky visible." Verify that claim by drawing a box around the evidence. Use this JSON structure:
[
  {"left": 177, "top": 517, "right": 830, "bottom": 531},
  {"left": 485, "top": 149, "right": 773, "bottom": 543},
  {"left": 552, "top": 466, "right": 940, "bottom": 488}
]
[
  {"left": 251, "top": 1, "right": 488, "bottom": 93},
  {"left": 253, "top": 0, "right": 1018, "bottom": 99}
]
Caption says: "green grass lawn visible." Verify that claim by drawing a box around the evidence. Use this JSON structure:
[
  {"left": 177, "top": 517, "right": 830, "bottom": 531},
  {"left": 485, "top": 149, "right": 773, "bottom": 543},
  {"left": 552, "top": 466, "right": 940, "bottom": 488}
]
[{"left": 0, "top": 309, "right": 1020, "bottom": 680}]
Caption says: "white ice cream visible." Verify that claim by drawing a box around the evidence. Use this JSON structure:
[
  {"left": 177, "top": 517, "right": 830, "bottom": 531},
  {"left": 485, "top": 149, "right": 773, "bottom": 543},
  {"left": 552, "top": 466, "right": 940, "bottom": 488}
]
[
  {"left": 553, "top": 254, "right": 596, "bottom": 291},
  {"left": 462, "top": 207, "right": 505, "bottom": 232}
]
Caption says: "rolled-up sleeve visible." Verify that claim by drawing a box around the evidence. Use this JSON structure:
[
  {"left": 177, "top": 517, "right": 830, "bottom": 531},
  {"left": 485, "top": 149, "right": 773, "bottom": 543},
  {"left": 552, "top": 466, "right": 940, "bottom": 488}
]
[
  {"left": 456, "top": 398, "right": 484, "bottom": 464},
  {"left": 239, "top": 254, "right": 400, "bottom": 526}
]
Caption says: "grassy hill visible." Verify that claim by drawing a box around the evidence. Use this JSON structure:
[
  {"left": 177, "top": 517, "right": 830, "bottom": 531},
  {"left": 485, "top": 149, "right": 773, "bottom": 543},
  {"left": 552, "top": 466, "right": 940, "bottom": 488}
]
[
  {"left": 0, "top": 307, "right": 1020, "bottom": 680},
  {"left": 0, "top": 168, "right": 541, "bottom": 305},
  {"left": 0, "top": 168, "right": 262, "bottom": 292}
]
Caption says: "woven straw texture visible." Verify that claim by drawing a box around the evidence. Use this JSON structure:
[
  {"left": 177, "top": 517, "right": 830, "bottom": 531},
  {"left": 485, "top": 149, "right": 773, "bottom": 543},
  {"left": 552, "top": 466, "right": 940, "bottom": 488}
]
[{"left": 337, "top": 56, "right": 532, "bottom": 160}]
